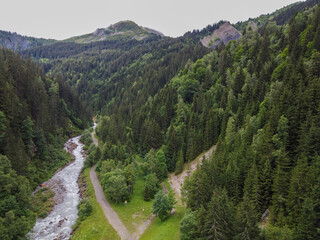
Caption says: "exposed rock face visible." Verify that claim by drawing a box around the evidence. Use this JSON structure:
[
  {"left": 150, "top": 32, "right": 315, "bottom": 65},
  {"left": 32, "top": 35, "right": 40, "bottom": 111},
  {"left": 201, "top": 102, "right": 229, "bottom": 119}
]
[
  {"left": 0, "top": 31, "right": 31, "bottom": 50},
  {"left": 0, "top": 30, "right": 54, "bottom": 51},
  {"left": 247, "top": 21, "right": 258, "bottom": 31},
  {"left": 200, "top": 22, "right": 242, "bottom": 48}
]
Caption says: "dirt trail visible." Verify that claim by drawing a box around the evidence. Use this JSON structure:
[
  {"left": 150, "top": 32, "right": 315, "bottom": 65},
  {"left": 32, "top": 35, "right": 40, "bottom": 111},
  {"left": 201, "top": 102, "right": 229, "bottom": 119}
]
[
  {"left": 169, "top": 145, "right": 216, "bottom": 202},
  {"left": 90, "top": 123, "right": 151, "bottom": 240},
  {"left": 90, "top": 166, "right": 132, "bottom": 240},
  {"left": 91, "top": 127, "right": 98, "bottom": 147},
  {"left": 90, "top": 123, "right": 132, "bottom": 240}
]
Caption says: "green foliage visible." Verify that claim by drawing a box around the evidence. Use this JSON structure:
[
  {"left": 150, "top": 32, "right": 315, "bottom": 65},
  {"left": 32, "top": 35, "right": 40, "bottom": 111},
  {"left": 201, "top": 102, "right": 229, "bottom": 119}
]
[
  {"left": 144, "top": 173, "right": 159, "bottom": 201},
  {"left": 71, "top": 168, "right": 120, "bottom": 240},
  {"left": 234, "top": 197, "right": 261, "bottom": 240},
  {"left": 5, "top": 2, "right": 318, "bottom": 238},
  {"left": 32, "top": 187, "right": 54, "bottom": 218},
  {"left": 80, "top": 128, "right": 93, "bottom": 149},
  {"left": 178, "top": 4, "right": 320, "bottom": 239},
  {"left": 0, "top": 154, "right": 36, "bottom": 239},
  {"left": 140, "top": 206, "right": 185, "bottom": 240},
  {"left": 262, "top": 225, "right": 293, "bottom": 240},
  {"left": 143, "top": 148, "right": 168, "bottom": 181},
  {"left": 180, "top": 210, "right": 198, "bottom": 240},
  {"left": 202, "top": 188, "right": 236, "bottom": 240},
  {"left": 101, "top": 170, "right": 129, "bottom": 204},
  {"left": 152, "top": 191, "right": 175, "bottom": 221},
  {"left": 175, "top": 150, "right": 184, "bottom": 175},
  {"left": 77, "top": 199, "right": 93, "bottom": 221}
]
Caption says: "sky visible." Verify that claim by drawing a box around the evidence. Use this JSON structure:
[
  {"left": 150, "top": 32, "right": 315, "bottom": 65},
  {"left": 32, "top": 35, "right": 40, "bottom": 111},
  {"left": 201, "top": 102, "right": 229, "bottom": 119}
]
[{"left": 1, "top": 0, "right": 300, "bottom": 40}]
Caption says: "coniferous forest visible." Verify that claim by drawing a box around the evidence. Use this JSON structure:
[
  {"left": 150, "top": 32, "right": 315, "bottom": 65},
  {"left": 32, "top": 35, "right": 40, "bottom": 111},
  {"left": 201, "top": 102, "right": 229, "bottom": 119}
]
[
  {"left": 0, "top": 49, "right": 91, "bottom": 238},
  {"left": 1, "top": 0, "right": 320, "bottom": 239}
]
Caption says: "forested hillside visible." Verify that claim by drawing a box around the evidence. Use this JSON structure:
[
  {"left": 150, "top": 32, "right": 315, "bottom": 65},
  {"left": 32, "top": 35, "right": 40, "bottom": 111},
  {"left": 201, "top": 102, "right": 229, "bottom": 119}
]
[
  {"left": 1, "top": 0, "right": 319, "bottom": 239},
  {"left": 93, "top": 3, "right": 320, "bottom": 239},
  {"left": 0, "top": 49, "right": 90, "bottom": 239},
  {"left": 23, "top": 34, "right": 209, "bottom": 113}
]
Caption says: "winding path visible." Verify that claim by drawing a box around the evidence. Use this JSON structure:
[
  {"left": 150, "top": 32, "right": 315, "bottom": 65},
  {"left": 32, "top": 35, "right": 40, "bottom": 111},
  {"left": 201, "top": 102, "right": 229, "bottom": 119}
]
[
  {"left": 169, "top": 145, "right": 216, "bottom": 202},
  {"left": 90, "top": 166, "right": 132, "bottom": 240},
  {"left": 90, "top": 124, "right": 133, "bottom": 240},
  {"left": 88, "top": 123, "right": 187, "bottom": 239}
]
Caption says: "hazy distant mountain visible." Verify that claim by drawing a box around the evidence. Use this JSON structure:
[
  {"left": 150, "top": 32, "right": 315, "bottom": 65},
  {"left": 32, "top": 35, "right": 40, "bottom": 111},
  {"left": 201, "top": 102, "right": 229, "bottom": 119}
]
[
  {"left": 0, "top": 20, "right": 163, "bottom": 51},
  {"left": 0, "top": 30, "right": 56, "bottom": 51},
  {"left": 64, "top": 20, "right": 164, "bottom": 43}
]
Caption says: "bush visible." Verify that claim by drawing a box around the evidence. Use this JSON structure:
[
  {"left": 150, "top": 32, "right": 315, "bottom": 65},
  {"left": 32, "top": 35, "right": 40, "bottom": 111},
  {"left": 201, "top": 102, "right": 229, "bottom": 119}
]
[
  {"left": 77, "top": 199, "right": 93, "bottom": 221},
  {"left": 144, "top": 173, "right": 159, "bottom": 201},
  {"left": 262, "top": 225, "right": 293, "bottom": 240}
]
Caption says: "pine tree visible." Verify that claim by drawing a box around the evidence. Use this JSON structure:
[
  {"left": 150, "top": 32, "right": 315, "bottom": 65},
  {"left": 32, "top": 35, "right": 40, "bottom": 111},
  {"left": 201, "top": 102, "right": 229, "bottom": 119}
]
[
  {"left": 295, "top": 198, "right": 319, "bottom": 240},
  {"left": 180, "top": 210, "right": 198, "bottom": 240},
  {"left": 235, "top": 197, "right": 261, "bottom": 240},
  {"left": 202, "top": 188, "right": 235, "bottom": 240},
  {"left": 175, "top": 149, "right": 184, "bottom": 174}
]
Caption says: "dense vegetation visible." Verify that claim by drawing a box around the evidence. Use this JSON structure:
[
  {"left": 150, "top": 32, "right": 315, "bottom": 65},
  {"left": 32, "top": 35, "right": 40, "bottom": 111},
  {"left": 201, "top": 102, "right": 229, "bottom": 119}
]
[
  {"left": 94, "top": 2, "right": 320, "bottom": 239},
  {"left": 0, "top": 49, "right": 90, "bottom": 239},
  {"left": 1, "top": 0, "right": 319, "bottom": 239},
  {"left": 179, "top": 5, "right": 320, "bottom": 239},
  {"left": 23, "top": 35, "right": 208, "bottom": 113},
  {"left": 234, "top": 0, "right": 320, "bottom": 31}
]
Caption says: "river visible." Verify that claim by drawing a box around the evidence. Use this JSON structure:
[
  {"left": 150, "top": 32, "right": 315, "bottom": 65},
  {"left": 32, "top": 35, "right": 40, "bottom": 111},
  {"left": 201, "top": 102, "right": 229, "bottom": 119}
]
[{"left": 28, "top": 135, "right": 85, "bottom": 240}]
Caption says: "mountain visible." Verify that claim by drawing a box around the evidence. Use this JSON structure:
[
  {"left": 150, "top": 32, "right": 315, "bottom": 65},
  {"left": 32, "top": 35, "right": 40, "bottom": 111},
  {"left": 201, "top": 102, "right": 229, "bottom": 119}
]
[
  {"left": 92, "top": 1, "right": 320, "bottom": 239},
  {"left": 0, "top": 20, "right": 162, "bottom": 51},
  {"left": 200, "top": 22, "right": 242, "bottom": 48},
  {"left": 0, "top": 30, "right": 56, "bottom": 51},
  {"left": 1, "top": 1, "right": 320, "bottom": 239},
  {"left": 64, "top": 20, "right": 164, "bottom": 43}
]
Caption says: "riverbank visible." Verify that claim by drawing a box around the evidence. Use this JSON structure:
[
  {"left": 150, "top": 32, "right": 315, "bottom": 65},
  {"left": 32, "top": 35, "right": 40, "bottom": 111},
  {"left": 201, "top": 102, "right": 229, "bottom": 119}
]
[
  {"left": 29, "top": 136, "right": 86, "bottom": 240},
  {"left": 31, "top": 138, "right": 80, "bottom": 215},
  {"left": 71, "top": 168, "right": 120, "bottom": 240}
]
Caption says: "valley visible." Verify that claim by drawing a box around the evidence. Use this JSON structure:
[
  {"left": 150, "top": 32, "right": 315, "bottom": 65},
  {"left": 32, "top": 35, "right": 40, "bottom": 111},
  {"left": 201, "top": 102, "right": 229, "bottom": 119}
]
[{"left": 0, "top": 0, "right": 320, "bottom": 239}]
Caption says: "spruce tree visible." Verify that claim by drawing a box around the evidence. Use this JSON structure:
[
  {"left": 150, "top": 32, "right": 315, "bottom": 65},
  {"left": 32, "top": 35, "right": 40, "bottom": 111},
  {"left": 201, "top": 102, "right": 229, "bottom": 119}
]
[{"left": 202, "top": 188, "right": 235, "bottom": 240}]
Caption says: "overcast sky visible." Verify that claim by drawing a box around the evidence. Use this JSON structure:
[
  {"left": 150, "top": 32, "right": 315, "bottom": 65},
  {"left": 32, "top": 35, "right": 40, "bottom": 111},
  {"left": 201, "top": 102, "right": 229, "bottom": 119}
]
[{"left": 1, "top": 0, "right": 300, "bottom": 40}]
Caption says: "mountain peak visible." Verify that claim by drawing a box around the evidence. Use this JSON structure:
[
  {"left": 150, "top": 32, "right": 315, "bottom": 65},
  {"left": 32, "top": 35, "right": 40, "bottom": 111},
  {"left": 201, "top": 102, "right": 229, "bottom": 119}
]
[
  {"left": 108, "top": 20, "right": 141, "bottom": 32},
  {"left": 68, "top": 20, "right": 163, "bottom": 43}
]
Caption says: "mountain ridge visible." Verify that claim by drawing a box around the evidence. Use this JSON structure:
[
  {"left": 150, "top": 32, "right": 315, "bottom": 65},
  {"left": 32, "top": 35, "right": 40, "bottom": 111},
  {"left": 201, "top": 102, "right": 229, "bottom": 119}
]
[
  {"left": 64, "top": 20, "right": 164, "bottom": 43},
  {"left": 0, "top": 30, "right": 56, "bottom": 51},
  {"left": 0, "top": 20, "right": 163, "bottom": 50}
]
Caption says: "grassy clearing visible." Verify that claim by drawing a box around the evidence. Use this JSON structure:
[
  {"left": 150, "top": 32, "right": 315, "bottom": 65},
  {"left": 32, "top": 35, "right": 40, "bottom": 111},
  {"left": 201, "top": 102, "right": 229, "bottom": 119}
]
[
  {"left": 138, "top": 177, "right": 185, "bottom": 239},
  {"left": 32, "top": 187, "right": 55, "bottom": 218},
  {"left": 140, "top": 206, "right": 185, "bottom": 240},
  {"left": 71, "top": 168, "right": 120, "bottom": 240},
  {"left": 109, "top": 176, "right": 153, "bottom": 234}
]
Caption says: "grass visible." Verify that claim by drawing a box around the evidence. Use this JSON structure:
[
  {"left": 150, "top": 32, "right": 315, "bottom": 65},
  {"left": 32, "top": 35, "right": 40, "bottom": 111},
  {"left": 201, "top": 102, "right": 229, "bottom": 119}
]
[
  {"left": 109, "top": 176, "right": 153, "bottom": 234},
  {"left": 71, "top": 168, "right": 120, "bottom": 240},
  {"left": 140, "top": 206, "right": 185, "bottom": 240},
  {"left": 32, "top": 187, "right": 55, "bottom": 218}
]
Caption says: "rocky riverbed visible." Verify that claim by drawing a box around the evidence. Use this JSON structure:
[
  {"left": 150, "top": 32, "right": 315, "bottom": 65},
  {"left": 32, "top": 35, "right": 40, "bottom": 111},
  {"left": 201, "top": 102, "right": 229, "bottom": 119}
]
[{"left": 28, "top": 136, "right": 85, "bottom": 240}]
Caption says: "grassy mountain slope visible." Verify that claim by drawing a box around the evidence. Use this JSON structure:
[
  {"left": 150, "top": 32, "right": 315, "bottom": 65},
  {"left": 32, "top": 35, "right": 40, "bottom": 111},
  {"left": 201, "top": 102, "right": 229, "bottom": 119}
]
[{"left": 64, "top": 20, "right": 163, "bottom": 43}]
